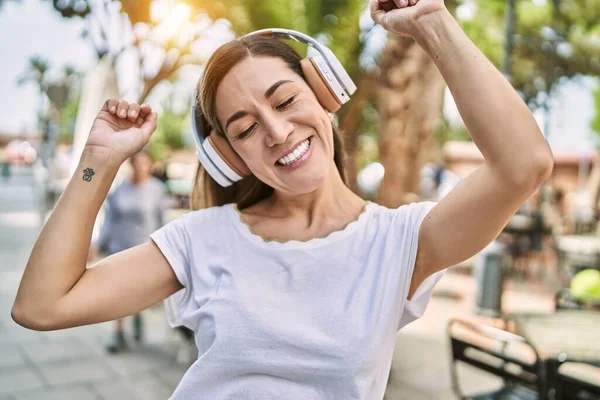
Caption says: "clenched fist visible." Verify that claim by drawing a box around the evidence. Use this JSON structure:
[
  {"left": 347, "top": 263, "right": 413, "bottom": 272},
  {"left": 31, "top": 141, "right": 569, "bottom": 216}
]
[
  {"left": 85, "top": 99, "right": 158, "bottom": 164},
  {"left": 370, "top": 0, "right": 446, "bottom": 37}
]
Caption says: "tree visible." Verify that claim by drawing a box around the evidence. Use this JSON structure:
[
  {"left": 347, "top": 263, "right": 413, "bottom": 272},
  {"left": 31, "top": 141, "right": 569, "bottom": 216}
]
[
  {"left": 45, "top": 0, "right": 208, "bottom": 104},
  {"left": 17, "top": 57, "right": 82, "bottom": 131},
  {"left": 376, "top": 0, "right": 600, "bottom": 207},
  {"left": 592, "top": 83, "right": 600, "bottom": 138},
  {"left": 56, "top": 65, "right": 83, "bottom": 142},
  {"left": 149, "top": 91, "right": 190, "bottom": 161},
  {"left": 17, "top": 55, "right": 51, "bottom": 127},
  {"left": 376, "top": 1, "right": 458, "bottom": 207}
]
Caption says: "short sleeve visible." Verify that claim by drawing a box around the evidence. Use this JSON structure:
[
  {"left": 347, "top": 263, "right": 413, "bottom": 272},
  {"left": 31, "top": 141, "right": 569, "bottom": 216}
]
[
  {"left": 396, "top": 201, "right": 445, "bottom": 330},
  {"left": 150, "top": 216, "right": 195, "bottom": 329}
]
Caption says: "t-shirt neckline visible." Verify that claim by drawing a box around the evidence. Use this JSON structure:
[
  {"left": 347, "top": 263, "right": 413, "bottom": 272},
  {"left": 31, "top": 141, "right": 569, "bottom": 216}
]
[{"left": 228, "top": 201, "right": 376, "bottom": 249}]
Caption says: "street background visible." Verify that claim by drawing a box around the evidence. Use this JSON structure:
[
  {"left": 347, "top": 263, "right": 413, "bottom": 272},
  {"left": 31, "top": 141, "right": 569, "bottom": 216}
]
[{"left": 1, "top": 0, "right": 600, "bottom": 398}]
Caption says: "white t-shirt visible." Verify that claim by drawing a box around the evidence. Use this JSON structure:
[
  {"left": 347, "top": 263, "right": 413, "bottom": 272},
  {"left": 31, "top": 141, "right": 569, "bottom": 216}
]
[{"left": 150, "top": 201, "right": 444, "bottom": 400}]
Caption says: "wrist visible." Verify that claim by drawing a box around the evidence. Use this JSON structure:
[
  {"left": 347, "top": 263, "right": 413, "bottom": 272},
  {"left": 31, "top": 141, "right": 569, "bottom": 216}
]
[
  {"left": 81, "top": 146, "right": 124, "bottom": 170},
  {"left": 411, "top": 8, "right": 461, "bottom": 62},
  {"left": 77, "top": 147, "right": 122, "bottom": 184}
]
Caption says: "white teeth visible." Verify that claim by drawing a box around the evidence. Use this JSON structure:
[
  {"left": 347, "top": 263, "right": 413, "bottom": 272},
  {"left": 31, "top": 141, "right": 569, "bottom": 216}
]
[{"left": 278, "top": 139, "right": 310, "bottom": 166}]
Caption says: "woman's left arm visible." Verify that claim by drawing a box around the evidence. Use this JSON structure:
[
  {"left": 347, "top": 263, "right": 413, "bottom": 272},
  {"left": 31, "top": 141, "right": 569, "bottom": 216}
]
[{"left": 371, "top": 1, "right": 554, "bottom": 298}]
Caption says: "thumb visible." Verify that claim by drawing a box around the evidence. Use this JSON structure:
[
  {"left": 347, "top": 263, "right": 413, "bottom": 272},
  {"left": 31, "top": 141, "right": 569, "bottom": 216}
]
[
  {"left": 370, "top": 0, "right": 387, "bottom": 25},
  {"left": 139, "top": 112, "right": 158, "bottom": 140}
]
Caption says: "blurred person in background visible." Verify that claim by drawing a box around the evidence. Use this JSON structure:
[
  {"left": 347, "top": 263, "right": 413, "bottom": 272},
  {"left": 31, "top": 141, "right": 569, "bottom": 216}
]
[
  {"left": 90, "top": 149, "right": 174, "bottom": 353},
  {"left": 151, "top": 159, "right": 169, "bottom": 183}
]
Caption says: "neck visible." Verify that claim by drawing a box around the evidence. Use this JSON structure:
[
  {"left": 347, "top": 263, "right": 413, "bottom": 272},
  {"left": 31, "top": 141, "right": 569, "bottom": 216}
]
[
  {"left": 267, "top": 162, "right": 364, "bottom": 221},
  {"left": 132, "top": 174, "right": 150, "bottom": 185}
]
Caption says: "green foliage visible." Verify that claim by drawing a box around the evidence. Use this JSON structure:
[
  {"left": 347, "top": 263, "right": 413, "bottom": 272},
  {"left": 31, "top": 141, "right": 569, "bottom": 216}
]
[
  {"left": 57, "top": 93, "right": 80, "bottom": 142},
  {"left": 460, "top": 2, "right": 505, "bottom": 68},
  {"left": 187, "top": 0, "right": 366, "bottom": 79},
  {"left": 356, "top": 102, "right": 380, "bottom": 171},
  {"left": 149, "top": 97, "right": 189, "bottom": 161},
  {"left": 470, "top": 0, "right": 600, "bottom": 106},
  {"left": 438, "top": 122, "right": 472, "bottom": 145},
  {"left": 17, "top": 55, "right": 50, "bottom": 91},
  {"left": 17, "top": 57, "right": 81, "bottom": 137},
  {"left": 445, "top": 0, "right": 600, "bottom": 148},
  {"left": 592, "top": 82, "right": 600, "bottom": 137}
]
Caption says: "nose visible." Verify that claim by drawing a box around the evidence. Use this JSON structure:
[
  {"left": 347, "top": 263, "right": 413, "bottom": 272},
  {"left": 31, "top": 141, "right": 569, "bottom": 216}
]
[{"left": 263, "top": 111, "right": 294, "bottom": 148}]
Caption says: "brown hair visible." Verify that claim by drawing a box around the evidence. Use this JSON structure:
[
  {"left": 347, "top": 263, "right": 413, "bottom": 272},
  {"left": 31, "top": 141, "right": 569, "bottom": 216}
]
[{"left": 191, "top": 35, "right": 347, "bottom": 211}]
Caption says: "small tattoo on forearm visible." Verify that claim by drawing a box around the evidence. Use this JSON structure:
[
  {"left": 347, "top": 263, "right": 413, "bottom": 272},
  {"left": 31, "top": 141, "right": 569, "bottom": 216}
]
[{"left": 82, "top": 168, "right": 95, "bottom": 182}]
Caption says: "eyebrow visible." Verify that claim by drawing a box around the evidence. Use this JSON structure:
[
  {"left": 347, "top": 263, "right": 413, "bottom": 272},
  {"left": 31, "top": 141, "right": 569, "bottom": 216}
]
[
  {"left": 224, "top": 80, "right": 293, "bottom": 132},
  {"left": 265, "top": 79, "right": 292, "bottom": 99},
  {"left": 224, "top": 111, "right": 248, "bottom": 132}
]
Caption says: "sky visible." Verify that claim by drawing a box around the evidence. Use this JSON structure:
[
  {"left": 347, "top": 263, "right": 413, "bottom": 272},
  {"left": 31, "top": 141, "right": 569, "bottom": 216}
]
[
  {"left": 0, "top": 0, "right": 598, "bottom": 154},
  {"left": 0, "top": 0, "right": 97, "bottom": 134}
]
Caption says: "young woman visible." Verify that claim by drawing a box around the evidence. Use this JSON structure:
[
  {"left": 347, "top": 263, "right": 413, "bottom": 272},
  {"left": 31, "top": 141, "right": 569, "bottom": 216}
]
[{"left": 12, "top": 0, "right": 553, "bottom": 398}]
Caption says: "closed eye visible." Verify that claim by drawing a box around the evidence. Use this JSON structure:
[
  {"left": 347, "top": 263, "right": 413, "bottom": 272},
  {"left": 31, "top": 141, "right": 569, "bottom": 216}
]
[
  {"left": 235, "top": 95, "right": 297, "bottom": 140},
  {"left": 235, "top": 123, "right": 257, "bottom": 140},
  {"left": 275, "top": 95, "right": 296, "bottom": 111}
]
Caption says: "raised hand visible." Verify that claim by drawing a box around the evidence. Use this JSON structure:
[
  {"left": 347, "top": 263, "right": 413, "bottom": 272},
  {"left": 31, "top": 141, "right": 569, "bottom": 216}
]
[
  {"left": 370, "top": 0, "right": 446, "bottom": 37},
  {"left": 85, "top": 99, "right": 158, "bottom": 164}
]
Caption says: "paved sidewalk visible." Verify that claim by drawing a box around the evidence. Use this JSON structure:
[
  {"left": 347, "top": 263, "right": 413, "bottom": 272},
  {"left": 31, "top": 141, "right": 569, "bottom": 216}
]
[
  {"left": 0, "top": 166, "right": 556, "bottom": 399},
  {"left": 0, "top": 169, "right": 189, "bottom": 400}
]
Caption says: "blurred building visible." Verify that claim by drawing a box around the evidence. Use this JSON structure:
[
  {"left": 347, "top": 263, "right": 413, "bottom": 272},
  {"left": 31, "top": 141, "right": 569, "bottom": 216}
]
[{"left": 443, "top": 141, "right": 598, "bottom": 194}]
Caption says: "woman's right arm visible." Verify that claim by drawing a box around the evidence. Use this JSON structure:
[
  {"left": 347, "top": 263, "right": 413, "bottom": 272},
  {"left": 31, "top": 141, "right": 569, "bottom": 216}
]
[{"left": 11, "top": 99, "right": 182, "bottom": 331}]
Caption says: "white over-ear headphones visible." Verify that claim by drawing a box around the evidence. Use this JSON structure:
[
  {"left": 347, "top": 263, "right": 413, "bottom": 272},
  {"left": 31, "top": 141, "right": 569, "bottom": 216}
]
[{"left": 191, "top": 28, "right": 357, "bottom": 187}]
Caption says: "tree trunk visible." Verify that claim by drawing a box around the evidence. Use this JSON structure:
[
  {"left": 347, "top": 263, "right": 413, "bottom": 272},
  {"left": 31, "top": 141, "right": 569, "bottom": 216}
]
[
  {"left": 338, "top": 73, "right": 376, "bottom": 194},
  {"left": 376, "top": 35, "right": 445, "bottom": 208}
]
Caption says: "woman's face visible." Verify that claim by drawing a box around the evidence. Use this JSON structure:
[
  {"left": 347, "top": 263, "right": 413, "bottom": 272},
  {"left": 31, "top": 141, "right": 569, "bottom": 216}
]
[{"left": 215, "top": 56, "right": 335, "bottom": 195}]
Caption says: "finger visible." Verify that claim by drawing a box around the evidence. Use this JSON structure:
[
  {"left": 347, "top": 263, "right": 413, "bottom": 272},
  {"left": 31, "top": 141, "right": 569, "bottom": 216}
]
[
  {"left": 116, "top": 100, "right": 129, "bottom": 119},
  {"left": 139, "top": 112, "right": 158, "bottom": 140},
  {"left": 370, "top": 0, "right": 386, "bottom": 24},
  {"left": 408, "top": 0, "right": 418, "bottom": 5},
  {"left": 395, "top": 0, "right": 408, "bottom": 7},
  {"left": 376, "top": 0, "right": 396, "bottom": 12},
  {"left": 127, "top": 103, "right": 141, "bottom": 123},
  {"left": 138, "top": 104, "right": 152, "bottom": 119},
  {"left": 104, "top": 98, "right": 119, "bottom": 114}
]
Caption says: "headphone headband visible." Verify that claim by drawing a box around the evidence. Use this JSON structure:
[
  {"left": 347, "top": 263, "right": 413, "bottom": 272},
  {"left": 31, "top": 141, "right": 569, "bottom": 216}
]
[
  {"left": 244, "top": 28, "right": 357, "bottom": 95},
  {"left": 244, "top": 28, "right": 327, "bottom": 53}
]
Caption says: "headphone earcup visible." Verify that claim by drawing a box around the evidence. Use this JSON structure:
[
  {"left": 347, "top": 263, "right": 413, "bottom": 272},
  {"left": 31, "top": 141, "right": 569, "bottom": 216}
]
[
  {"left": 192, "top": 99, "right": 252, "bottom": 186},
  {"left": 207, "top": 133, "right": 252, "bottom": 178},
  {"left": 196, "top": 133, "right": 234, "bottom": 187},
  {"left": 300, "top": 58, "right": 341, "bottom": 112}
]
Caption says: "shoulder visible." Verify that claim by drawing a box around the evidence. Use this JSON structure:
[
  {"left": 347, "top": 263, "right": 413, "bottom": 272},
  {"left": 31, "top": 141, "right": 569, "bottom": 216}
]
[
  {"left": 178, "top": 204, "right": 235, "bottom": 234},
  {"left": 152, "top": 204, "right": 235, "bottom": 254},
  {"left": 369, "top": 201, "right": 437, "bottom": 227},
  {"left": 363, "top": 201, "right": 437, "bottom": 244}
]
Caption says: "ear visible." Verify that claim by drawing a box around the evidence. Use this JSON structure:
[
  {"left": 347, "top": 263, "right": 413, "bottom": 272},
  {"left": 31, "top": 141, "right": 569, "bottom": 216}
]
[{"left": 327, "top": 112, "right": 334, "bottom": 122}]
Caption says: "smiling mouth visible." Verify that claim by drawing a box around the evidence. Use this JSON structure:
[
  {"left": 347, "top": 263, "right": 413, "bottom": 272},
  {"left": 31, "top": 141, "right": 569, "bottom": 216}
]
[{"left": 275, "top": 136, "right": 313, "bottom": 166}]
